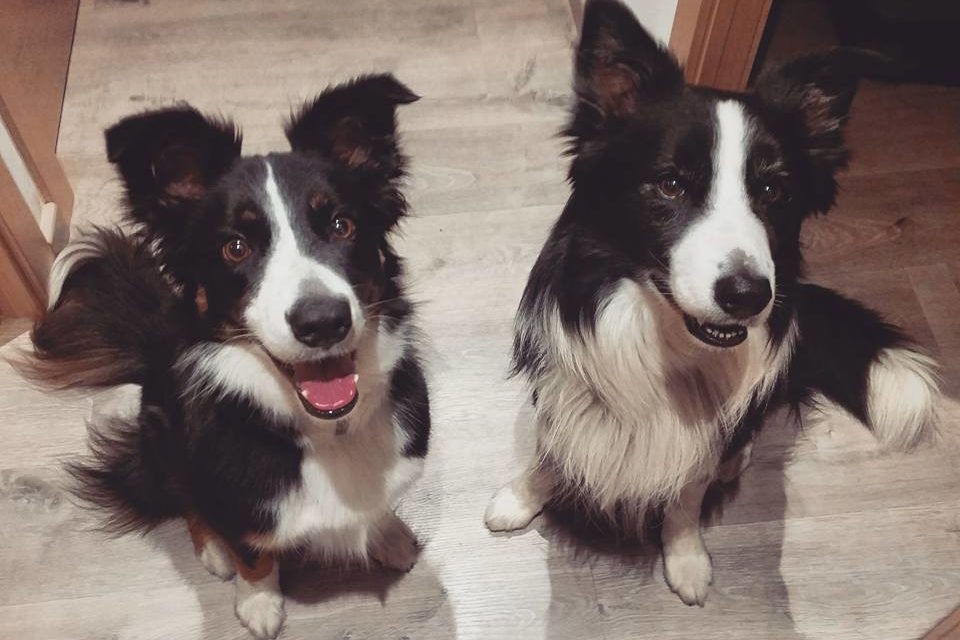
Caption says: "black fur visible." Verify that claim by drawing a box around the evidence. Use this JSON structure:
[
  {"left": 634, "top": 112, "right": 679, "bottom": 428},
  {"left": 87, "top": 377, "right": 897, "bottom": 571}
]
[
  {"left": 105, "top": 108, "right": 242, "bottom": 287},
  {"left": 788, "top": 284, "right": 907, "bottom": 424},
  {"left": 390, "top": 353, "right": 431, "bottom": 458},
  {"left": 66, "top": 408, "right": 182, "bottom": 533},
  {"left": 28, "top": 75, "right": 428, "bottom": 549},
  {"left": 514, "top": 0, "right": 929, "bottom": 465},
  {"left": 28, "top": 229, "right": 198, "bottom": 389},
  {"left": 178, "top": 391, "right": 303, "bottom": 540}
]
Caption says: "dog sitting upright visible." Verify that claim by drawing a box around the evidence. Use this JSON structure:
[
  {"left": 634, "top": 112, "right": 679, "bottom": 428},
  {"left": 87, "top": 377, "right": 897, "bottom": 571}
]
[
  {"left": 485, "top": 0, "right": 940, "bottom": 606},
  {"left": 27, "top": 75, "right": 428, "bottom": 639}
]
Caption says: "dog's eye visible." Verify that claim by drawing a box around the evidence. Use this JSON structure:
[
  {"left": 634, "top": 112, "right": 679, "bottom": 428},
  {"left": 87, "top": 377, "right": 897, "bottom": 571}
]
[
  {"left": 331, "top": 215, "right": 357, "bottom": 240},
  {"left": 758, "top": 181, "right": 783, "bottom": 204},
  {"left": 222, "top": 238, "right": 251, "bottom": 264},
  {"left": 657, "top": 176, "right": 685, "bottom": 199}
]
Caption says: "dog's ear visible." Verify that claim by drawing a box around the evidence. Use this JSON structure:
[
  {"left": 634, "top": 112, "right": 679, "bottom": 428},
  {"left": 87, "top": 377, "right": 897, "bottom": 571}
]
[
  {"left": 754, "top": 49, "right": 889, "bottom": 211},
  {"left": 753, "top": 49, "right": 891, "bottom": 168},
  {"left": 570, "top": 0, "right": 684, "bottom": 135},
  {"left": 285, "top": 74, "right": 419, "bottom": 179},
  {"left": 105, "top": 106, "right": 242, "bottom": 236}
]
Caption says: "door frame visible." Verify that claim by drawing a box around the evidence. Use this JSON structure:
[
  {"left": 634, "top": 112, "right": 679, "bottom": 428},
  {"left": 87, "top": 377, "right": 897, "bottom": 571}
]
[
  {"left": 0, "top": 0, "right": 79, "bottom": 317},
  {"left": 568, "top": 0, "right": 773, "bottom": 91},
  {"left": 670, "top": 0, "right": 773, "bottom": 90}
]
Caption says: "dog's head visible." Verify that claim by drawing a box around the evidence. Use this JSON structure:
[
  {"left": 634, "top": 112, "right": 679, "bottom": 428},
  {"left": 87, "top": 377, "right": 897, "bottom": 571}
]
[
  {"left": 567, "top": 0, "right": 870, "bottom": 348},
  {"left": 105, "top": 74, "right": 418, "bottom": 418}
]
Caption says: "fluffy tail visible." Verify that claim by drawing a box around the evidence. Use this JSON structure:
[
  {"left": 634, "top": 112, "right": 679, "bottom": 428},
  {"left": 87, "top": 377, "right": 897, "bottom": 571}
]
[
  {"left": 20, "top": 227, "right": 188, "bottom": 389},
  {"left": 66, "top": 407, "right": 184, "bottom": 533},
  {"left": 16, "top": 228, "right": 191, "bottom": 532},
  {"left": 789, "top": 283, "right": 940, "bottom": 450}
]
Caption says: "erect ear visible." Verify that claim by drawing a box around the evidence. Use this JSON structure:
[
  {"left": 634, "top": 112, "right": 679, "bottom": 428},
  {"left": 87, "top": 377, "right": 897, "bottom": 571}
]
[
  {"left": 753, "top": 49, "right": 890, "bottom": 168},
  {"left": 570, "top": 0, "right": 684, "bottom": 135},
  {"left": 285, "top": 74, "right": 419, "bottom": 178},
  {"left": 105, "top": 106, "right": 242, "bottom": 232}
]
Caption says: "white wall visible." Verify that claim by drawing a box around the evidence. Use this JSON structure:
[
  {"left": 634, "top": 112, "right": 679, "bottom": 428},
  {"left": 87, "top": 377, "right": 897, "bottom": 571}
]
[
  {"left": 617, "top": 0, "right": 679, "bottom": 45},
  {"left": 580, "top": 0, "right": 678, "bottom": 44},
  {"left": 0, "top": 111, "right": 55, "bottom": 243}
]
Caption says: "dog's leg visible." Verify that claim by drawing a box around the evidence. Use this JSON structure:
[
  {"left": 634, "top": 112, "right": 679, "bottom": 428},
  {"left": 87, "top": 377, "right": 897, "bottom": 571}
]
[
  {"left": 233, "top": 547, "right": 285, "bottom": 640},
  {"left": 662, "top": 477, "right": 712, "bottom": 606},
  {"left": 369, "top": 512, "right": 420, "bottom": 572},
  {"left": 717, "top": 440, "right": 754, "bottom": 484},
  {"left": 186, "top": 516, "right": 236, "bottom": 581},
  {"left": 484, "top": 462, "right": 555, "bottom": 532}
]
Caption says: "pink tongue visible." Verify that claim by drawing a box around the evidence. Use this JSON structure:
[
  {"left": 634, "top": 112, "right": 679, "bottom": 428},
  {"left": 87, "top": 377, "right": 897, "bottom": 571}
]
[{"left": 293, "top": 359, "right": 357, "bottom": 413}]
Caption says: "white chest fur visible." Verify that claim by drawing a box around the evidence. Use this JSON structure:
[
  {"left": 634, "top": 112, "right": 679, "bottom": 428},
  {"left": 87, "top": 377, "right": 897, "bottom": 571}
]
[
  {"left": 177, "top": 334, "right": 422, "bottom": 557},
  {"left": 528, "top": 278, "right": 794, "bottom": 513},
  {"left": 264, "top": 408, "right": 424, "bottom": 555}
]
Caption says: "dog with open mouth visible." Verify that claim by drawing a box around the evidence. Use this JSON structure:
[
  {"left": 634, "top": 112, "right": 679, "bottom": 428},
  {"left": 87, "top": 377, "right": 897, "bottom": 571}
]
[
  {"left": 25, "top": 75, "right": 428, "bottom": 639},
  {"left": 484, "top": 0, "right": 941, "bottom": 607}
]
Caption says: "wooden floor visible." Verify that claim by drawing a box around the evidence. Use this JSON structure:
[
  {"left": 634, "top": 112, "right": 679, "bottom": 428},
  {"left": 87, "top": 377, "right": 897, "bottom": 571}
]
[{"left": 2, "top": 1, "right": 960, "bottom": 638}]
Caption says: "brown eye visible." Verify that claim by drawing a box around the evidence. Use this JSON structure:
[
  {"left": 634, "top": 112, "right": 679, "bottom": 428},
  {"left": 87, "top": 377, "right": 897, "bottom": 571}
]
[
  {"left": 222, "top": 238, "right": 251, "bottom": 264},
  {"left": 758, "top": 182, "right": 783, "bottom": 204},
  {"left": 331, "top": 215, "right": 356, "bottom": 240},
  {"left": 657, "top": 175, "right": 685, "bottom": 199}
]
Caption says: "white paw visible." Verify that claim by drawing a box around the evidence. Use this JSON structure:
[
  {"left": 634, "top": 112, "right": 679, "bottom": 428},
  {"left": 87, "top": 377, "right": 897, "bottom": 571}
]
[
  {"left": 664, "top": 550, "right": 713, "bottom": 606},
  {"left": 236, "top": 591, "right": 285, "bottom": 639},
  {"left": 198, "top": 539, "right": 235, "bottom": 581},
  {"left": 371, "top": 518, "right": 419, "bottom": 572},
  {"left": 484, "top": 483, "right": 542, "bottom": 532}
]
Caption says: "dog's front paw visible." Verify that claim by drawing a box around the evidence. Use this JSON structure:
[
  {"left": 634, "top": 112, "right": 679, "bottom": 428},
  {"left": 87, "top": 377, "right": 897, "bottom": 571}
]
[
  {"left": 370, "top": 517, "right": 419, "bottom": 572},
  {"left": 198, "top": 538, "right": 235, "bottom": 581},
  {"left": 236, "top": 591, "right": 285, "bottom": 639},
  {"left": 484, "top": 482, "right": 542, "bottom": 532},
  {"left": 664, "top": 550, "right": 713, "bottom": 606}
]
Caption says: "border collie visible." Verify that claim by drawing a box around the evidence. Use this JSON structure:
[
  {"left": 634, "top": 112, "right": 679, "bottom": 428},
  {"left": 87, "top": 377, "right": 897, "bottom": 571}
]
[
  {"left": 25, "top": 75, "right": 428, "bottom": 639},
  {"left": 484, "top": 0, "right": 940, "bottom": 606}
]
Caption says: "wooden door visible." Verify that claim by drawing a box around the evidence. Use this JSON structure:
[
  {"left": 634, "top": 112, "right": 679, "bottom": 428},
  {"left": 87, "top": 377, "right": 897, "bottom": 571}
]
[
  {"left": 0, "top": 0, "right": 79, "bottom": 317},
  {"left": 670, "top": 0, "right": 773, "bottom": 90}
]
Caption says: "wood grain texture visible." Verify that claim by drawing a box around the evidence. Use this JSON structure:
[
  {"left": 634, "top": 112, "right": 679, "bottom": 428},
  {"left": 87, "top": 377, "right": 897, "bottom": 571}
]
[
  {"left": 0, "top": 126, "right": 54, "bottom": 318},
  {"left": 0, "top": 0, "right": 78, "bottom": 251},
  {"left": 926, "top": 606, "right": 960, "bottom": 640},
  {"left": 670, "top": 0, "right": 773, "bottom": 90},
  {"left": 0, "top": 317, "right": 30, "bottom": 346},
  {"left": 0, "top": 0, "right": 79, "bottom": 154},
  {"left": 1, "top": 1, "right": 959, "bottom": 639}
]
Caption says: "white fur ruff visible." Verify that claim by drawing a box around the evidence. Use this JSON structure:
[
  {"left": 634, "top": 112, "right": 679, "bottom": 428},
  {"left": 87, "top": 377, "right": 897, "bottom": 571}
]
[
  {"left": 47, "top": 230, "right": 113, "bottom": 309},
  {"left": 522, "top": 278, "right": 796, "bottom": 516},
  {"left": 866, "top": 346, "right": 940, "bottom": 450},
  {"left": 176, "top": 315, "right": 422, "bottom": 561}
]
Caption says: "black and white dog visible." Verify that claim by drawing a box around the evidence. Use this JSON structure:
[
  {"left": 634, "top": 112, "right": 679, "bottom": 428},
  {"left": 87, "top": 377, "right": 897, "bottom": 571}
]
[
  {"left": 485, "top": 0, "right": 940, "bottom": 607},
  {"left": 26, "top": 75, "right": 428, "bottom": 638}
]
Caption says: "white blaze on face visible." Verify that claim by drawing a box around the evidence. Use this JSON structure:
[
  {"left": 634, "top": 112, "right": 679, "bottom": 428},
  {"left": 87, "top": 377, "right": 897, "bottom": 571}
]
[
  {"left": 668, "top": 100, "right": 775, "bottom": 323},
  {"left": 244, "top": 159, "right": 364, "bottom": 362}
]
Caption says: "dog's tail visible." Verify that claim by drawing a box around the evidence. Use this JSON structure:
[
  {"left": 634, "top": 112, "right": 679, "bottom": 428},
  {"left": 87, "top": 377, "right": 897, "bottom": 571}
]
[
  {"left": 788, "top": 284, "right": 940, "bottom": 450},
  {"left": 18, "top": 227, "right": 189, "bottom": 389},
  {"left": 66, "top": 407, "right": 184, "bottom": 533},
  {"left": 14, "top": 227, "right": 191, "bottom": 532}
]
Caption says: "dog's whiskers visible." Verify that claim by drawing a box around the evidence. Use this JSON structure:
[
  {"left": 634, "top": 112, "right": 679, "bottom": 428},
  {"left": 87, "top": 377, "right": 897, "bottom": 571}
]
[{"left": 364, "top": 296, "right": 402, "bottom": 311}]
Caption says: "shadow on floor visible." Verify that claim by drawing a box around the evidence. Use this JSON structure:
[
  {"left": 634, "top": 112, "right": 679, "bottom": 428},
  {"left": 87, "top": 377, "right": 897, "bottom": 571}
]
[
  {"left": 151, "top": 522, "right": 456, "bottom": 640},
  {"left": 505, "top": 401, "right": 806, "bottom": 638}
]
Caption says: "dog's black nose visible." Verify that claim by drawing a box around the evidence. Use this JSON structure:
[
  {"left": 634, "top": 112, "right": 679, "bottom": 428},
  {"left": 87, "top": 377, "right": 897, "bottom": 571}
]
[
  {"left": 287, "top": 296, "right": 352, "bottom": 348},
  {"left": 714, "top": 272, "right": 772, "bottom": 319}
]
